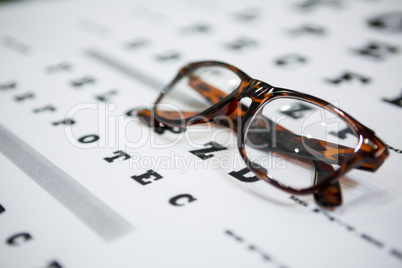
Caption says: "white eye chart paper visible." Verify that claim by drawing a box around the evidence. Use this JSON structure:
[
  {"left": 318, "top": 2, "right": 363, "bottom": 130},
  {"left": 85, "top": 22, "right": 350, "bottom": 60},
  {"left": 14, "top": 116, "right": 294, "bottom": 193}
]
[{"left": 0, "top": 0, "right": 402, "bottom": 267}]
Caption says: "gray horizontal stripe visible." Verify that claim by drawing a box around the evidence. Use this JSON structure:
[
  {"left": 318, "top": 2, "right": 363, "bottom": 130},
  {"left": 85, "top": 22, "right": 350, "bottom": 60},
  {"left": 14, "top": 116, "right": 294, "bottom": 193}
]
[
  {"left": 0, "top": 124, "right": 134, "bottom": 241},
  {"left": 86, "top": 49, "right": 164, "bottom": 90}
]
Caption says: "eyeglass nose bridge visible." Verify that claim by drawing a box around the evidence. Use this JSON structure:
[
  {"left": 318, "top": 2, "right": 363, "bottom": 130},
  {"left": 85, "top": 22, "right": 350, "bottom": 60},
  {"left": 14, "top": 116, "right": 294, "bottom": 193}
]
[
  {"left": 204, "top": 79, "right": 276, "bottom": 128},
  {"left": 241, "top": 79, "right": 276, "bottom": 102},
  {"left": 207, "top": 79, "right": 270, "bottom": 119}
]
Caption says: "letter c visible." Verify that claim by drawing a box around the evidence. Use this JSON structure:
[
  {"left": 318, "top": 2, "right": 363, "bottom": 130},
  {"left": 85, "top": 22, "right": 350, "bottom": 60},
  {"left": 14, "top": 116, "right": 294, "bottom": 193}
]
[{"left": 169, "top": 194, "right": 197, "bottom": 206}]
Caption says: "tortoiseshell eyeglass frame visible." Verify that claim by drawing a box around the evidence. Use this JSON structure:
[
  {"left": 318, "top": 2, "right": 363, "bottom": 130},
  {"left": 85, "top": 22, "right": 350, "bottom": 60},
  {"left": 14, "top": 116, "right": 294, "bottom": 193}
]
[{"left": 138, "top": 61, "right": 389, "bottom": 206}]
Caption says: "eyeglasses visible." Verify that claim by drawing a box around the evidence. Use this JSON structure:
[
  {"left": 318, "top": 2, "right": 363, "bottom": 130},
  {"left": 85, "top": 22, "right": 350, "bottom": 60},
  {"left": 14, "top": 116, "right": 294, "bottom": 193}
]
[{"left": 137, "top": 61, "right": 389, "bottom": 208}]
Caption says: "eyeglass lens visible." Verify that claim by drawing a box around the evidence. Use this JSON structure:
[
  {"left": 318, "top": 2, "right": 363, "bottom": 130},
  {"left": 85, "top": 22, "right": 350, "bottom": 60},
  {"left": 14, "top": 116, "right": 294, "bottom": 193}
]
[
  {"left": 245, "top": 98, "right": 359, "bottom": 190},
  {"left": 155, "top": 65, "right": 241, "bottom": 120}
]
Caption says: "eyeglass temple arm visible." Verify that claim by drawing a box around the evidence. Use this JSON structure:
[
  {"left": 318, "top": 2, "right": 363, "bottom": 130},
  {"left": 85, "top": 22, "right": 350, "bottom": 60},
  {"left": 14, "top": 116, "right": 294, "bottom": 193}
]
[{"left": 187, "top": 76, "right": 375, "bottom": 172}]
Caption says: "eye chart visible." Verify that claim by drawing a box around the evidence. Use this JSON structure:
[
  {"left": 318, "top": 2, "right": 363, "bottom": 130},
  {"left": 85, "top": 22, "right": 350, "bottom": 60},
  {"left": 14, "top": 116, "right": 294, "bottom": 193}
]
[{"left": 0, "top": 0, "right": 402, "bottom": 267}]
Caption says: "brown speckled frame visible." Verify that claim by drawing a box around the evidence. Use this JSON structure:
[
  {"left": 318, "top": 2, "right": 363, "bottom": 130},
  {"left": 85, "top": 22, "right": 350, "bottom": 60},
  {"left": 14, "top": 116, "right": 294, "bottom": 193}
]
[{"left": 138, "top": 61, "right": 389, "bottom": 207}]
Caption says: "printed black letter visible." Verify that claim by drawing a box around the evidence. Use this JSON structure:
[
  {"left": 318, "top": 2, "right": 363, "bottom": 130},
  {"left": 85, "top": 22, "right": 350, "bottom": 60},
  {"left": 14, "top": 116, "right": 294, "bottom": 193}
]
[
  {"left": 169, "top": 194, "right": 197, "bottom": 206},
  {"left": 189, "top": 142, "right": 227, "bottom": 160},
  {"left": 6, "top": 232, "right": 32, "bottom": 246},
  {"left": 132, "top": 170, "right": 163, "bottom": 185},
  {"left": 104, "top": 150, "right": 131, "bottom": 163}
]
